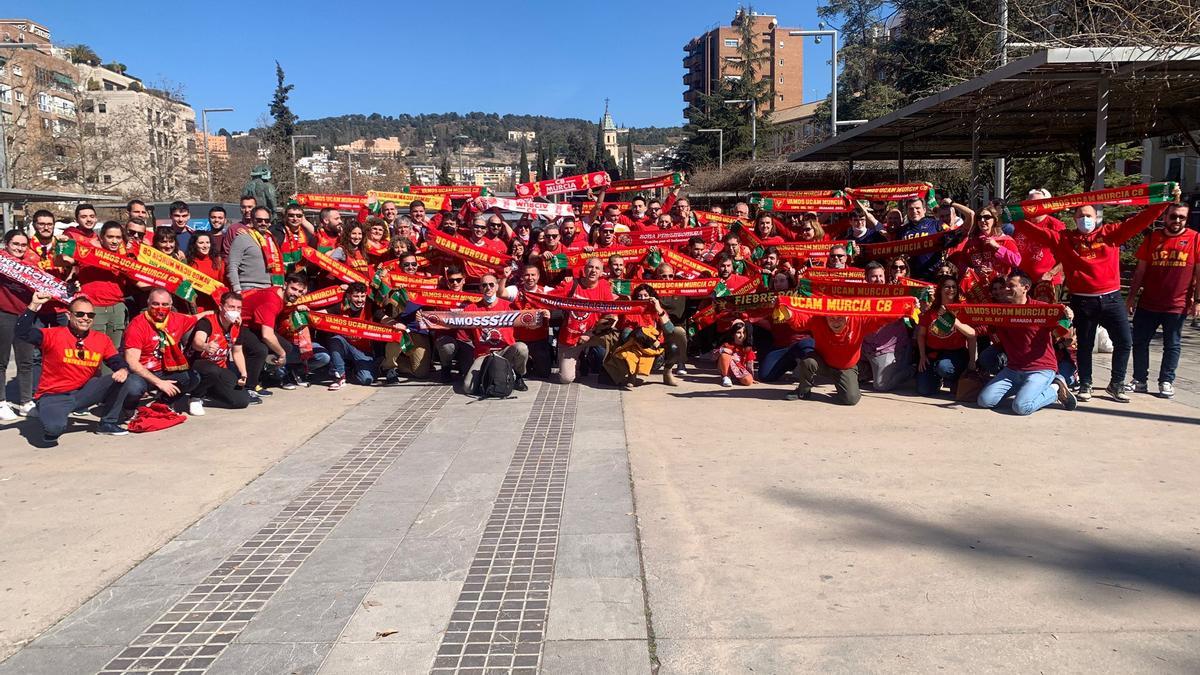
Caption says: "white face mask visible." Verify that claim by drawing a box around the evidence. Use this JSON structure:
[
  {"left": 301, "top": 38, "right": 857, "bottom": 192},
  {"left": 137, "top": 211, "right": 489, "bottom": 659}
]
[
  {"left": 223, "top": 309, "right": 241, "bottom": 323},
  {"left": 850, "top": 222, "right": 868, "bottom": 236},
  {"left": 1075, "top": 215, "right": 1097, "bottom": 234}
]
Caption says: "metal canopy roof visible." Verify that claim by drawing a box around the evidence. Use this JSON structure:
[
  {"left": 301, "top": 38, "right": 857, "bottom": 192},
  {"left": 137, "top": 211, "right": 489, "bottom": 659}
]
[
  {"left": 788, "top": 47, "right": 1200, "bottom": 162},
  {"left": 0, "top": 188, "right": 119, "bottom": 203}
]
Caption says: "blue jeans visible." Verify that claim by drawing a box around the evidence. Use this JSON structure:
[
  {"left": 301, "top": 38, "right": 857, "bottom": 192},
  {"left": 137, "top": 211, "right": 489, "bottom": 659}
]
[
  {"left": 1070, "top": 291, "right": 1131, "bottom": 387},
  {"left": 978, "top": 368, "right": 1058, "bottom": 416},
  {"left": 280, "top": 341, "right": 332, "bottom": 377},
  {"left": 1131, "top": 308, "right": 1185, "bottom": 384},
  {"left": 916, "top": 349, "right": 969, "bottom": 395},
  {"left": 328, "top": 335, "right": 378, "bottom": 385},
  {"left": 758, "top": 338, "right": 815, "bottom": 383}
]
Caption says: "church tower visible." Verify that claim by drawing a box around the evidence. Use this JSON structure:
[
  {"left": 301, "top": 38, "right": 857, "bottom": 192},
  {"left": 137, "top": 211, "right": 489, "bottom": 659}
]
[{"left": 602, "top": 99, "right": 620, "bottom": 166}]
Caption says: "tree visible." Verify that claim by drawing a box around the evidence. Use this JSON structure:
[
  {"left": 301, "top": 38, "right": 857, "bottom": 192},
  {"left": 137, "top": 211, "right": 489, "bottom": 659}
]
[
  {"left": 103, "top": 62, "right": 127, "bottom": 75},
  {"left": 518, "top": 140, "right": 530, "bottom": 183},
  {"left": 438, "top": 157, "right": 453, "bottom": 185},
  {"left": 624, "top": 134, "right": 636, "bottom": 178},
  {"left": 66, "top": 44, "right": 101, "bottom": 66},
  {"left": 265, "top": 61, "right": 299, "bottom": 199}
]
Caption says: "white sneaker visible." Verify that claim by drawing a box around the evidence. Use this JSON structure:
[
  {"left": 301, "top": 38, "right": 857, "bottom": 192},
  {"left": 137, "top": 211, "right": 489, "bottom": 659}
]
[
  {"left": 720, "top": 376, "right": 733, "bottom": 388},
  {"left": 1159, "top": 381, "right": 1175, "bottom": 399},
  {"left": 188, "top": 400, "right": 206, "bottom": 416},
  {"left": 675, "top": 365, "right": 688, "bottom": 376},
  {"left": 0, "top": 403, "right": 17, "bottom": 422},
  {"left": 16, "top": 401, "right": 36, "bottom": 417}
]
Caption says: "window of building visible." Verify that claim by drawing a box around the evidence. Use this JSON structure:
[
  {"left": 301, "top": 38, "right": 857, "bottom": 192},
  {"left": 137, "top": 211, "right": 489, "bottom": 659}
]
[
  {"left": 0, "top": 64, "right": 5, "bottom": 77},
  {"left": 54, "top": 145, "right": 65, "bottom": 158},
  {"left": 12, "top": 65, "right": 22, "bottom": 77},
  {"left": 778, "top": 94, "right": 784, "bottom": 100},
  {"left": 103, "top": 175, "right": 112, "bottom": 185},
  {"left": 724, "top": 39, "right": 738, "bottom": 48},
  {"left": 98, "top": 102, "right": 106, "bottom": 113},
  {"left": 37, "top": 92, "right": 51, "bottom": 112},
  {"left": 779, "top": 76, "right": 784, "bottom": 83},
  {"left": 778, "top": 41, "right": 784, "bottom": 48},
  {"left": 0, "top": 85, "right": 10, "bottom": 104},
  {"left": 779, "top": 59, "right": 784, "bottom": 65},
  {"left": 14, "top": 91, "right": 23, "bottom": 104},
  {"left": 1166, "top": 155, "right": 1183, "bottom": 183},
  {"left": 82, "top": 99, "right": 94, "bottom": 113}
]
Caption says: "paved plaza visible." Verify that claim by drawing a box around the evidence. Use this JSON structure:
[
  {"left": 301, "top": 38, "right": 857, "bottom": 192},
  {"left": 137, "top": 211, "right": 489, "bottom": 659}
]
[{"left": 0, "top": 327, "right": 1197, "bottom": 674}]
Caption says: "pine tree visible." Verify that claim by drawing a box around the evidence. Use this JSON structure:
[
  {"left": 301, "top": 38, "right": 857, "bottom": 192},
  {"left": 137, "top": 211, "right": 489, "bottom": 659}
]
[
  {"left": 624, "top": 134, "right": 636, "bottom": 179},
  {"left": 438, "top": 157, "right": 453, "bottom": 185},
  {"left": 266, "top": 61, "right": 299, "bottom": 198},
  {"left": 518, "top": 140, "right": 530, "bottom": 183}
]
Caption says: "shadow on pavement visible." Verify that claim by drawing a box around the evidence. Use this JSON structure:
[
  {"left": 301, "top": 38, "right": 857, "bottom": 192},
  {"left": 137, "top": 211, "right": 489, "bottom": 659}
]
[
  {"left": 1070, "top": 405, "right": 1200, "bottom": 426},
  {"left": 764, "top": 488, "right": 1200, "bottom": 599}
]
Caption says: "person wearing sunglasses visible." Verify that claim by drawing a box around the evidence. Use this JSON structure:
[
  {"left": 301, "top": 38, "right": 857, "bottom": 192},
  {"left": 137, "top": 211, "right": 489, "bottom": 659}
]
[
  {"left": 379, "top": 255, "right": 435, "bottom": 383},
  {"left": 112, "top": 287, "right": 200, "bottom": 422},
  {"left": 433, "top": 265, "right": 475, "bottom": 382},
  {"left": 1126, "top": 202, "right": 1199, "bottom": 399},
  {"left": 226, "top": 207, "right": 280, "bottom": 295},
  {"left": 500, "top": 264, "right": 554, "bottom": 379},
  {"left": 460, "top": 274, "right": 531, "bottom": 394},
  {"left": 17, "top": 292, "right": 130, "bottom": 443},
  {"left": 0, "top": 230, "right": 39, "bottom": 420},
  {"left": 532, "top": 225, "right": 570, "bottom": 286},
  {"left": 949, "top": 205, "right": 1021, "bottom": 281},
  {"left": 885, "top": 256, "right": 910, "bottom": 284}
]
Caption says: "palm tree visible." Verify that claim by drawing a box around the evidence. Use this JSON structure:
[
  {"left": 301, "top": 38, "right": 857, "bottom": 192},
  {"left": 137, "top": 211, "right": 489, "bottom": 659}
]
[
  {"left": 103, "top": 61, "right": 127, "bottom": 75},
  {"left": 66, "top": 44, "right": 100, "bottom": 66}
]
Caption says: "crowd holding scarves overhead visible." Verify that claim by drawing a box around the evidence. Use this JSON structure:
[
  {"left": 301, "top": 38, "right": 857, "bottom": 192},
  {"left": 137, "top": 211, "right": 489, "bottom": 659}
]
[{"left": 0, "top": 174, "right": 1193, "bottom": 439}]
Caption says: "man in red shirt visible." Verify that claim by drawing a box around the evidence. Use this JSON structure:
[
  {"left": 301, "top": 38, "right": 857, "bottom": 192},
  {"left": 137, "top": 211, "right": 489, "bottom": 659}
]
[
  {"left": 1127, "top": 202, "right": 1199, "bottom": 398},
  {"left": 59, "top": 221, "right": 130, "bottom": 348},
  {"left": 18, "top": 293, "right": 130, "bottom": 443},
  {"left": 61, "top": 203, "right": 99, "bottom": 241},
  {"left": 1012, "top": 200, "right": 1169, "bottom": 402},
  {"left": 714, "top": 254, "right": 750, "bottom": 293},
  {"left": 503, "top": 264, "right": 554, "bottom": 378},
  {"left": 460, "top": 274, "right": 531, "bottom": 394},
  {"left": 976, "top": 272, "right": 1077, "bottom": 415},
  {"left": 190, "top": 291, "right": 251, "bottom": 412},
  {"left": 111, "top": 287, "right": 199, "bottom": 419},
  {"left": 555, "top": 257, "right": 617, "bottom": 384},
  {"left": 784, "top": 309, "right": 894, "bottom": 406},
  {"left": 464, "top": 216, "right": 508, "bottom": 255}
]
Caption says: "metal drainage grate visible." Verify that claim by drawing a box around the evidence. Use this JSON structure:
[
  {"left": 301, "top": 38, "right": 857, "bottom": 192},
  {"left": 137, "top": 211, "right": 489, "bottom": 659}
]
[
  {"left": 97, "top": 386, "right": 453, "bottom": 674},
  {"left": 431, "top": 382, "right": 578, "bottom": 674}
]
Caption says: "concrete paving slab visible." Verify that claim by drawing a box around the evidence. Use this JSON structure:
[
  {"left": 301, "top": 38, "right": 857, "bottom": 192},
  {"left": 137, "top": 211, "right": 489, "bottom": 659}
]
[
  {"left": 337, "top": 581, "right": 461, "bottom": 644},
  {"left": 286, "top": 538, "right": 398, "bottom": 584},
  {"left": 325, "top": 499, "right": 425, "bottom": 540},
  {"left": 541, "top": 639, "right": 651, "bottom": 674},
  {"left": 208, "top": 641, "right": 331, "bottom": 675},
  {"left": 404, "top": 500, "right": 493, "bottom": 540},
  {"left": 555, "top": 533, "right": 641, "bottom": 579},
  {"left": 377, "top": 537, "right": 477, "bottom": 582},
  {"left": 0, "top": 645, "right": 118, "bottom": 675},
  {"left": 32, "top": 584, "right": 188, "bottom": 647},
  {"left": 236, "top": 582, "right": 371, "bottom": 644},
  {"left": 318, "top": 641, "right": 438, "bottom": 674},
  {"left": 545, "top": 578, "right": 647, "bottom": 641}
]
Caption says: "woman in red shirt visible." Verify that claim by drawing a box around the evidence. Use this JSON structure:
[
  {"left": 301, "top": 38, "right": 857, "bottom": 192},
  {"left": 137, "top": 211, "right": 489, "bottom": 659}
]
[
  {"left": 716, "top": 318, "right": 756, "bottom": 387},
  {"left": 950, "top": 206, "right": 1021, "bottom": 281},
  {"left": 364, "top": 217, "right": 391, "bottom": 265},
  {"left": 916, "top": 276, "right": 978, "bottom": 396},
  {"left": 330, "top": 223, "right": 370, "bottom": 278},
  {"left": 0, "top": 230, "right": 38, "bottom": 418},
  {"left": 188, "top": 232, "right": 225, "bottom": 313}
]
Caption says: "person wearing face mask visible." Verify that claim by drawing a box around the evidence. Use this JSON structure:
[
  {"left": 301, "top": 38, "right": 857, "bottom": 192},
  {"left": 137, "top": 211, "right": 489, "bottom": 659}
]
[
  {"left": 848, "top": 202, "right": 886, "bottom": 245},
  {"left": 1126, "top": 202, "right": 1199, "bottom": 399},
  {"left": 1012, "top": 196, "right": 1173, "bottom": 402},
  {"left": 324, "top": 282, "right": 380, "bottom": 390},
  {"left": 458, "top": 274, "right": 531, "bottom": 394},
  {"left": 110, "top": 287, "right": 200, "bottom": 429},
  {"left": 17, "top": 293, "right": 130, "bottom": 443},
  {"left": 190, "top": 292, "right": 251, "bottom": 412}
]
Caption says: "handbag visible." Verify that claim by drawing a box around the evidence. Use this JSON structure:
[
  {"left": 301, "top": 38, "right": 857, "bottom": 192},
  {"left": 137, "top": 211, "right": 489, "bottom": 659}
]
[{"left": 954, "top": 370, "right": 987, "bottom": 402}]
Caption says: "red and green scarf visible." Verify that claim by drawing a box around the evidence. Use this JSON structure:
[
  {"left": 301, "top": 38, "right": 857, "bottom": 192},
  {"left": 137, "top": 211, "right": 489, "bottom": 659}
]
[
  {"left": 795, "top": 277, "right": 932, "bottom": 303},
  {"left": 293, "top": 193, "right": 368, "bottom": 211},
  {"left": 0, "top": 252, "right": 73, "bottom": 302},
  {"left": 1003, "top": 182, "right": 1177, "bottom": 221},
  {"left": 424, "top": 229, "right": 507, "bottom": 270},
  {"left": 135, "top": 244, "right": 226, "bottom": 298},
  {"left": 622, "top": 225, "right": 724, "bottom": 248},
  {"left": 286, "top": 285, "right": 345, "bottom": 311},
  {"left": 420, "top": 309, "right": 546, "bottom": 330},
  {"left": 843, "top": 182, "right": 936, "bottom": 207},
  {"left": 751, "top": 195, "right": 854, "bottom": 213},
  {"left": 946, "top": 303, "right": 1071, "bottom": 331},
  {"left": 293, "top": 310, "right": 410, "bottom": 344},
  {"left": 776, "top": 294, "right": 917, "bottom": 318},
  {"left": 298, "top": 246, "right": 368, "bottom": 284},
  {"left": 57, "top": 240, "right": 195, "bottom": 302},
  {"left": 753, "top": 189, "right": 838, "bottom": 198},
  {"left": 245, "top": 228, "right": 285, "bottom": 286},
  {"left": 403, "top": 185, "right": 489, "bottom": 199},
  {"left": 858, "top": 230, "right": 949, "bottom": 260},
  {"left": 478, "top": 196, "right": 577, "bottom": 218},
  {"left": 521, "top": 289, "right": 652, "bottom": 315},
  {"left": 605, "top": 172, "right": 683, "bottom": 194},
  {"left": 404, "top": 289, "right": 482, "bottom": 308},
  {"left": 516, "top": 170, "right": 610, "bottom": 198},
  {"left": 367, "top": 190, "right": 450, "bottom": 211}
]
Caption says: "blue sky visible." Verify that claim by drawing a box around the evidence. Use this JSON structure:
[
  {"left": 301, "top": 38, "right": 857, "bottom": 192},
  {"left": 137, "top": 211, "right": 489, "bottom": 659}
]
[{"left": 14, "top": 1, "right": 833, "bottom": 131}]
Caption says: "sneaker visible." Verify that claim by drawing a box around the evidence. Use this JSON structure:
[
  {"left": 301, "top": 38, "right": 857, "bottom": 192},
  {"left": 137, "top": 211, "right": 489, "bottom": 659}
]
[
  {"left": 246, "top": 390, "right": 264, "bottom": 405},
  {"left": 786, "top": 387, "right": 811, "bottom": 401},
  {"left": 675, "top": 365, "right": 688, "bottom": 376},
  {"left": 385, "top": 369, "right": 400, "bottom": 385},
  {"left": 16, "top": 401, "right": 36, "bottom": 417},
  {"left": 41, "top": 434, "right": 59, "bottom": 447},
  {"left": 1130, "top": 380, "right": 1148, "bottom": 394},
  {"left": 514, "top": 377, "right": 529, "bottom": 392},
  {"left": 290, "top": 370, "right": 310, "bottom": 388},
  {"left": 1077, "top": 385, "right": 1093, "bottom": 402},
  {"left": 328, "top": 376, "right": 346, "bottom": 391},
  {"left": 254, "top": 385, "right": 273, "bottom": 397},
  {"left": 1159, "top": 381, "right": 1175, "bottom": 399},
  {"left": 188, "top": 400, "right": 206, "bottom": 416},
  {"left": 1054, "top": 375, "right": 1077, "bottom": 411},
  {"left": 96, "top": 422, "right": 128, "bottom": 436},
  {"left": 279, "top": 379, "right": 298, "bottom": 391},
  {"left": 0, "top": 403, "right": 17, "bottom": 422},
  {"left": 1105, "top": 382, "right": 1130, "bottom": 403},
  {"left": 720, "top": 376, "right": 733, "bottom": 388}
]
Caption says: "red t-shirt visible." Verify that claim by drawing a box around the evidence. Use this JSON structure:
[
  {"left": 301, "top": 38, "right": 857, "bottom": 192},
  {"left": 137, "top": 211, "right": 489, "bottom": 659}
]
[
  {"left": 1135, "top": 228, "right": 1200, "bottom": 313},
  {"left": 76, "top": 265, "right": 127, "bottom": 307},
  {"left": 124, "top": 312, "right": 198, "bottom": 372},
  {"left": 990, "top": 300, "right": 1058, "bottom": 372},
  {"left": 242, "top": 287, "right": 285, "bottom": 331},
  {"left": 798, "top": 315, "right": 889, "bottom": 370},
  {"left": 465, "top": 297, "right": 517, "bottom": 358},
  {"left": 37, "top": 327, "right": 117, "bottom": 397},
  {"left": 920, "top": 309, "right": 967, "bottom": 352},
  {"left": 553, "top": 280, "right": 615, "bottom": 347},
  {"left": 195, "top": 316, "right": 242, "bottom": 368},
  {"left": 1013, "top": 216, "right": 1065, "bottom": 283}
]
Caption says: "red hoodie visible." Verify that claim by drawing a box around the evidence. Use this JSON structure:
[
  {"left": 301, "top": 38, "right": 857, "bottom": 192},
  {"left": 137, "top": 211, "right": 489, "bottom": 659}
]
[{"left": 1012, "top": 204, "right": 1166, "bottom": 295}]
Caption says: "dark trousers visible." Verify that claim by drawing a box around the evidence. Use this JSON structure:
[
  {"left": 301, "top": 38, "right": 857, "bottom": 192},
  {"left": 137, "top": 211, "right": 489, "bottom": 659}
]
[
  {"left": 109, "top": 370, "right": 199, "bottom": 421},
  {"left": 916, "top": 348, "right": 970, "bottom": 395},
  {"left": 797, "top": 355, "right": 862, "bottom": 405},
  {"left": 37, "top": 375, "right": 118, "bottom": 438},
  {"left": 1132, "top": 308, "right": 1186, "bottom": 384},
  {"left": 242, "top": 329, "right": 270, "bottom": 389},
  {"left": 1070, "top": 291, "right": 1131, "bottom": 387},
  {"left": 1, "top": 310, "right": 36, "bottom": 404},
  {"left": 193, "top": 359, "right": 250, "bottom": 408},
  {"left": 759, "top": 337, "right": 816, "bottom": 383},
  {"left": 524, "top": 339, "right": 554, "bottom": 379}
]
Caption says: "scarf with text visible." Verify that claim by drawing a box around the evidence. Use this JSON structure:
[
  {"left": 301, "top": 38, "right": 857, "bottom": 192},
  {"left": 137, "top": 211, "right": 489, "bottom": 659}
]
[
  {"left": 135, "top": 243, "right": 226, "bottom": 299},
  {"left": 516, "top": 170, "right": 611, "bottom": 198},
  {"left": 619, "top": 225, "right": 724, "bottom": 247},
  {"left": 754, "top": 189, "right": 838, "bottom": 198},
  {"left": 404, "top": 289, "right": 483, "bottom": 308},
  {"left": 1002, "top": 182, "right": 1178, "bottom": 221},
  {"left": 292, "top": 310, "right": 410, "bottom": 344},
  {"left": 605, "top": 172, "right": 684, "bottom": 194},
  {"left": 795, "top": 277, "right": 932, "bottom": 303},
  {"left": 298, "top": 246, "right": 368, "bottom": 284},
  {"left": 776, "top": 294, "right": 918, "bottom": 319},
  {"left": 424, "top": 229, "right": 507, "bottom": 270},
  {"left": 617, "top": 278, "right": 720, "bottom": 298},
  {"left": 420, "top": 309, "right": 547, "bottom": 330},
  {"left": 57, "top": 240, "right": 195, "bottom": 302},
  {"left": 403, "top": 185, "right": 489, "bottom": 199},
  {"left": 293, "top": 193, "right": 369, "bottom": 210},
  {"left": 946, "top": 303, "right": 1070, "bottom": 330},
  {"left": 803, "top": 266, "right": 867, "bottom": 280},
  {"left": 843, "top": 182, "right": 936, "bottom": 206},
  {"left": 694, "top": 210, "right": 742, "bottom": 226},
  {"left": 478, "top": 196, "right": 577, "bottom": 219},
  {"left": 367, "top": 190, "right": 451, "bottom": 211},
  {"left": 771, "top": 240, "right": 854, "bottom": 260},
  {"left": 857, "top": 230, "right": 949, "bottom": 260},
  {"left": 657, "top": 248, "right": 718, "bottom": 279},
  {"left": 563, "top": 246, "right": 651, "bottom": 269},
  {"left": 521, "top": 289, "right": 652, "bottom": 315},
  {"left": 244, "top": 228, "right": 285, "bottom": 286},
  {"left": 286, "top": 285, "right": 346, "bottom": 311},
  {"left": 0, "top": 252, "right": 74, "bottom": 302},
  {"left": 751, "top": 195, "right": 855, "bottom": 213}
]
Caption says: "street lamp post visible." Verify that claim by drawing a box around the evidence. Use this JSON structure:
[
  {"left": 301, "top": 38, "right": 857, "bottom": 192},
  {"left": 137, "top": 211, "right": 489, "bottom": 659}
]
[
  {"left": 347, "top": 150, "right": 356, "bottom": 194},
  {"left": 723, "top": 99, "right": 757, "bottom": 161},
  {"left": 290, "top": 134, "right": 316, "bottom": 193},
  {"left": 697, "top": 128, "right": 723, "bottom": 171},
  {"left": 787, "top": 28, "right": 871, "bottom": 138},
  {"left": 0, "top": 43, "right": 43, "bottom": 231},
  {"left": 201, "top": 107, "right": 233, "bottom": 201}
]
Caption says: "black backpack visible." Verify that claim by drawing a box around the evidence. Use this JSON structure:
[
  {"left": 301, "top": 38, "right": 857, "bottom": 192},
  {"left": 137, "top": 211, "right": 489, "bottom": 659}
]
[{"left": 475, "top": 353, "right": 517, "bottom": 399}]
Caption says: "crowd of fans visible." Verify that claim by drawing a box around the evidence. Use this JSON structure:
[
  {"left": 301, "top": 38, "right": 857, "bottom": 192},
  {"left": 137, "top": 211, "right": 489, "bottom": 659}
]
[{"left": 0, "top": 182, "right": 1195, "bottom": 445}]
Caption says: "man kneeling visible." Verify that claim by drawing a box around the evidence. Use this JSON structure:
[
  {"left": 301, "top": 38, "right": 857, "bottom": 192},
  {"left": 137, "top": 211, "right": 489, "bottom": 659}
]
[
  {"left": 190, "top": 292, "right": 251, "bottom": 412},
  {"left": 114, "top": 287, "right": 200, "bottom": 417},
  {"left": 461, "top": 274, "right": 529, "bottom": 395},
  {"left": 977, "top": 272, "right": 1077, "bottom": 415}
]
